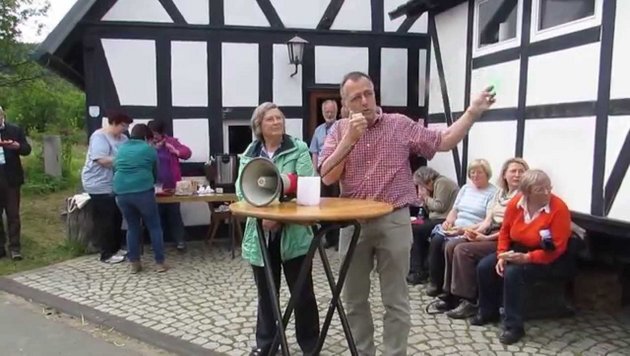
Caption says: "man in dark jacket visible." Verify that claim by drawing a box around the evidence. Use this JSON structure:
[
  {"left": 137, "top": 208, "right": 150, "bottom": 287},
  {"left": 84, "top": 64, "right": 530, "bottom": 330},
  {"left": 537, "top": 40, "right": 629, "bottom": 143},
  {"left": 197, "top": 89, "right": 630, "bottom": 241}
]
[{"left": 0, "top": 106, "right": 31, "bottom": 260}]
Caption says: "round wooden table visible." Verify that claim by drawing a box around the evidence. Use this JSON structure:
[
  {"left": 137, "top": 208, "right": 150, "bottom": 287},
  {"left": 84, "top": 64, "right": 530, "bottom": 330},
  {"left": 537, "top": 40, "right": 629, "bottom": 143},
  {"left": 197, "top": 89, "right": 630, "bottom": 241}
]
[{"left": 230, "top": 198, "right": 393, "bottom": 356}]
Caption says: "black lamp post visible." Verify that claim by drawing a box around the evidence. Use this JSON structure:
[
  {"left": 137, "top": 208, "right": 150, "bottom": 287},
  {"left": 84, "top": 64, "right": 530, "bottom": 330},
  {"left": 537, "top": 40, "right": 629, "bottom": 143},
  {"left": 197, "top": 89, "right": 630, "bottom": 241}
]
[{"left": 286, "top": 36, "right": 308, "bottom": 77}]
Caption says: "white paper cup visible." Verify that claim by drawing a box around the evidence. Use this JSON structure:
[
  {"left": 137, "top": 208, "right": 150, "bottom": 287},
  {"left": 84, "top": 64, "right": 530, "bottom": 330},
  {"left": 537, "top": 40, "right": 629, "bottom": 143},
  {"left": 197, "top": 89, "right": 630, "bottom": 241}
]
[{"left": 297, "top": 176, "right": 321, "bottom": 206}]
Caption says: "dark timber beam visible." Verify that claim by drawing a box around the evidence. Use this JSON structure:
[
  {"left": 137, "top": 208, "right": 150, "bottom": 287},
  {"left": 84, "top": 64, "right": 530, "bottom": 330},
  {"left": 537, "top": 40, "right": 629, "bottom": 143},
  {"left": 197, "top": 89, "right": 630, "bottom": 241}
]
[
  {"left": 594, "top": 0, "right": 618, "bottom": 215},
  {"left": 428, "top": 13, "right": 462, "bottom": 183},
  {"left": 158, "top": 0, "right": 187, "bottom": 24},
  {"left": 317, "top": 0, "right": 345, "bottom": 30},
  {"left": 256, "top": 0, "right": 284, "bottom": 28}
]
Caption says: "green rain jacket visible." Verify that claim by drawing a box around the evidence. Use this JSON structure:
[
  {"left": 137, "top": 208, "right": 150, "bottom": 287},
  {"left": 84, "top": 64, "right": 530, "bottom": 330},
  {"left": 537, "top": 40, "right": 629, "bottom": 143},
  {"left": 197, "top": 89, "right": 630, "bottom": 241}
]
[{"left": 236, "top": 134, "right": 315, "bottom": 267}]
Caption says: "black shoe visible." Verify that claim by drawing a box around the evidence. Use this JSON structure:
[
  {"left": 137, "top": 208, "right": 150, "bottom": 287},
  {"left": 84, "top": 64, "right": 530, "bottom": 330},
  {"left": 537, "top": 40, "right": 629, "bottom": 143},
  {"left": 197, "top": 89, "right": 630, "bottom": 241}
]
[
  {"left": 469, "top": 313, "right": 500, "bottom": 326},
  {"left": 435, "top": 299, "right": 458, "bottom": 312},
  {"left": 446, "top": 300, "right": 478, "bottom": 319},
  {"left": 10, "top": 251, "right": 22, "bottom": 261},
  {"left": 426, "top": 284, "right": 442, "bottom": 297},
  {"left": 499, "top": 328, "right": 525, "bottom": 345},
  {"left": 249, "top": 348, "right": 271, "bottom": 356},
  {"left": 406, "top": 272, "right": 428, "bottom": 285}
]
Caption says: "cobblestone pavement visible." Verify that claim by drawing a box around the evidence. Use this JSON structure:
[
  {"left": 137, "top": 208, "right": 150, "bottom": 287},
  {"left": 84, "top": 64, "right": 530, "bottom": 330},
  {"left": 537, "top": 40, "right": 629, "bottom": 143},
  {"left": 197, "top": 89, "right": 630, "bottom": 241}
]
[{"left": 8, "top": 243, "right": 630, "bottom": 355}]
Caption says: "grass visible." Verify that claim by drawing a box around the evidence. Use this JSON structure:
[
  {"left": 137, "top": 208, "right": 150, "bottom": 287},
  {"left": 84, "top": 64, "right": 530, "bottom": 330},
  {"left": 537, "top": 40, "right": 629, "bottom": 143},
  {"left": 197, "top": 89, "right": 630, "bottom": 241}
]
[{"left": 0, "top": 138, "right": 87, "bottom": 276}]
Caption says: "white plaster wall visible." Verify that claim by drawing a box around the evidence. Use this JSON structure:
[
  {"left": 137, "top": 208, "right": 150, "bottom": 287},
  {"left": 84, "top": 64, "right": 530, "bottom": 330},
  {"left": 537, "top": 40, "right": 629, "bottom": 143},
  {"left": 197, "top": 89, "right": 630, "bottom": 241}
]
[
  {"left": 428, "top": 45, "right": 444, "bottom": 115},
  {"left": 270, "top": 0, "right": 328, "bottom": 29},
  {"left": 222, "top": 43, "right": 259, "bottom": 107},
  {"left": 467, "top": 121, "right": 518, "bottom": 178},
  {"left": 522, "top": 117, "right": 596, "bottom": 214},
  {"left": 330, "top": 0, "right": 372, "bottom": 31},
  {"left": 285, "top": 118, "right": 303, "bottom": 140},
  {"left": 384, "top": 0, "right": 406, "bottom": 31},
  {"left": 173, "top": 119, "right": 209, "bottom": 163},
  {"left": 428, "top": 2, "right": 468, "bottom": 114},
  {"left": 171, "top": 41, "right": 207, "bottom": 107},
  {"left": 471, "top": 60, "right": 520, "bottom": 109},
  {"left": 273, "top": 44, "right": 302, "bottom": 106},
  {"left": 427, "top": 123, "right": 461, "bottom": 182},
  {"left": 180, "top": 200, "right": 211, "bottom": 226},
  {"left": 102, "top": 39, "right": 157, "bottom": 106},
  {"left": 605, "top": 115, "right": 630, "bottom": 222},
  {"left": 172, "top": 0, "right": 209, "bottom": 25},
  {"left": 527, "top": 43, "right": 600, "bottom": 106},
  {"left": 224, "top": 0, "right": 269, "bottom": 27},
  {"left": 610, "top": 0, "right": 630, "bottom": 100},
  {"left": 380, "top": 48, "right": 408, "bottom": 106},
  {"left": 409, "top": 13, "right": 429, "bottom": 33},
  {"left": 434, "top": 2, "right": 468, "bottom": 112},
  {"left": 314, "top": 46, "right": 369, "bottom": 84},
  {"left": 102, "top": 0, "right": 172, "bottom": 23}
]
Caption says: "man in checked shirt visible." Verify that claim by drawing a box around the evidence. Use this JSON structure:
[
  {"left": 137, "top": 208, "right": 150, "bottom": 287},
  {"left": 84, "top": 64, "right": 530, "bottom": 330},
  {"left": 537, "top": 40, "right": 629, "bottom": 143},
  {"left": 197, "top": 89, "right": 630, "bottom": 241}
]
[{"left": 318, "top": 72, "right": 495, "bottom": 355}]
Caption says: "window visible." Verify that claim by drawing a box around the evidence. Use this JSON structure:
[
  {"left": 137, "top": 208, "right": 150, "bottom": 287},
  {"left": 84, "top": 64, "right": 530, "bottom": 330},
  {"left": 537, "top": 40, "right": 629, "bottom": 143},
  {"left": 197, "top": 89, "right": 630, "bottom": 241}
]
[
  {"left": 477, "top": 0, "right": 519, "bottom": 48},
  {"left": 538, "top": 0, "right": 595, "bottom": 31}
]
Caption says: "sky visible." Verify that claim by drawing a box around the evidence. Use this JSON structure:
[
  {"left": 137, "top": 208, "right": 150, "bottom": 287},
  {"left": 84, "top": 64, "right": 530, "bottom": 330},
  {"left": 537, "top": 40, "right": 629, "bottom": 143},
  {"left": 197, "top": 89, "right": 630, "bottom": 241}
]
[{"left": 19, "top": 0, "right": 78, "bottom": 43}]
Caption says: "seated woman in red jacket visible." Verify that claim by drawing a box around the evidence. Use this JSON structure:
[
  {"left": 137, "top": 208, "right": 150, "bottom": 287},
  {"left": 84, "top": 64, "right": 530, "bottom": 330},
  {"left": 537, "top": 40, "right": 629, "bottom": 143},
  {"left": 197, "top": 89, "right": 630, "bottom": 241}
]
[{"left": 470, "top": 169, "right": 571, "bottom": 345}]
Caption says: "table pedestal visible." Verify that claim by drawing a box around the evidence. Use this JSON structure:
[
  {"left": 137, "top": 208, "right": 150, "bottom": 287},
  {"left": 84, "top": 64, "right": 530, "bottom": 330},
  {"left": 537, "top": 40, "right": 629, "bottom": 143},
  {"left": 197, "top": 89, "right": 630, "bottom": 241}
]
[{"left": 256, "top": 220, "right": 361, "bottom": 356}]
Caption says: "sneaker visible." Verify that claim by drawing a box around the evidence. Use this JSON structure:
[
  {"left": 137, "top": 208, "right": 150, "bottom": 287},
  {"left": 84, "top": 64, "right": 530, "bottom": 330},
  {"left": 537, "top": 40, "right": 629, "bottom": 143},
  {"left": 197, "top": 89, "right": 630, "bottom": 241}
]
[
  {"left": 156, "top": 263, "right": 169, "bottom": 273},
  {"left": 10, "top": 251, "right": 22, "bottom": 261},
  {"left": 176, "top": 242, "right": 186, "bottom": 251},
  {"left": 102, "top": 254, "right": 125, "bottom": 264},
  {"left": 115, "top": 249, "right": 128, "bottom": 257}
]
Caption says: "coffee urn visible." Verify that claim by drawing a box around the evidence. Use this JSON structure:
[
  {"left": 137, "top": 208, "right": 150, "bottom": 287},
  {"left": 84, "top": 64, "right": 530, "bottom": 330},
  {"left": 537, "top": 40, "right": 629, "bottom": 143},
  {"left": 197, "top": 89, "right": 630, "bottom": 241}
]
[{"left": 205, "top": 154, "right": 239, "bottom": 193}]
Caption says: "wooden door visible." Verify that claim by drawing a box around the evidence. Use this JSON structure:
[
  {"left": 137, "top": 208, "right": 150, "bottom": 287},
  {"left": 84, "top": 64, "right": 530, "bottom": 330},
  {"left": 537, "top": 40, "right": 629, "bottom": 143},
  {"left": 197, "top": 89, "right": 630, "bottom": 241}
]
[{"left": 307, "top": 89, "right": 342, "bottom": 143}]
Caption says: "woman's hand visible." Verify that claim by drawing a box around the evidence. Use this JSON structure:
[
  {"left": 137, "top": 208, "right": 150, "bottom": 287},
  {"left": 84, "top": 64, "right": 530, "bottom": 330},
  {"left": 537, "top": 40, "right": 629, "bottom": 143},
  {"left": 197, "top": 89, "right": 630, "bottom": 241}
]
[
  {"left": 503, "top": 252, "right": 530, "bottom": 264},
  {"left": 262, "top": 219, "right": 282, "bottom": 232},
  {"left": 442, "top": 220, "right": 454, "bottom": 230},
  {"left": 495, "top": 258, "right": 506, "bottom": 277},
  {"left": 475, "top": 222, "right": 489, "bottom": 234}
]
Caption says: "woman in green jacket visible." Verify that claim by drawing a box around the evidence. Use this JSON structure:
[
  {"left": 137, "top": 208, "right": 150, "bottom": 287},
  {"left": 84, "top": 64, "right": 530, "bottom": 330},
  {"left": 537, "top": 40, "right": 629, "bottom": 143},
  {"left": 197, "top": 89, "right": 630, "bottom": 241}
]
[{"left": 236, "top": 102, "right": 319, "bottom": 356}]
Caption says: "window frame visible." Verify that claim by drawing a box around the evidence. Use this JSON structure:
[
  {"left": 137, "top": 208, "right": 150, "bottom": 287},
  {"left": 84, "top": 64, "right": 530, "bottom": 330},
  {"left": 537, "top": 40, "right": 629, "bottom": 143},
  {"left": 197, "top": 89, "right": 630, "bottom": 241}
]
[
  {"left": 473, "top": 0, "right": 524, "bottom": 58},
  {"left": 222, "top": 119, "right": 254, "bottom": 154},
  {"left": 530, "top": 0, "right": 602, "bottom": 42}
]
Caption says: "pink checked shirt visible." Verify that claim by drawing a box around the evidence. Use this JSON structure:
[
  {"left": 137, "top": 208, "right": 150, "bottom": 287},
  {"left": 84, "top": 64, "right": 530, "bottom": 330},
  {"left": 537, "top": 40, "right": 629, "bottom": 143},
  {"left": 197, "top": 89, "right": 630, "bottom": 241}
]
[{"left": 319, "top": 109, "right": 442, "bottom": 209}]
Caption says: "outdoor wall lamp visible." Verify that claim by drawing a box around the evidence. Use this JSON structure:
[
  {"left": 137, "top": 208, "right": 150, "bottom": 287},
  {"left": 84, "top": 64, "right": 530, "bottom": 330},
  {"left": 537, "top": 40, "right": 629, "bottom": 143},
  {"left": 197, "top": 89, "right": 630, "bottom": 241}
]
[{"left": 286, "top": 36, "right": 308, "bottom": 77}]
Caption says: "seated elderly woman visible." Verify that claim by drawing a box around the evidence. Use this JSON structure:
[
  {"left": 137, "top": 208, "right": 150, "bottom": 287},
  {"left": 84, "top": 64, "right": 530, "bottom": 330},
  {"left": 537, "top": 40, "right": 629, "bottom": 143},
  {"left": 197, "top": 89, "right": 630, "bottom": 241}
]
[
  {"left": 471, "top": 169, "right": 572, "bottom": 345},
  {"left": 235, "top": 102, "right": 320, "bottom": 356},
  {"left": 407, "top": 166, "right": 459, "bottom": 285},
  {"left": 426, "top": 159, "right": 497, "bottom": 297},
  {"left": 437, "top": 158, "right": 529, "bottom": 318}
]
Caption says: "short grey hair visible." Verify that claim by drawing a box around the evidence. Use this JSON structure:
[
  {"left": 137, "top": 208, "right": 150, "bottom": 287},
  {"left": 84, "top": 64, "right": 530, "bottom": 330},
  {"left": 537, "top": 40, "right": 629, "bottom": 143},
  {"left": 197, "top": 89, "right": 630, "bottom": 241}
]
[
  {"left": 321, "top": 100, "right": 338, "bottom": 110},
  {"left": 339, "top": 71, "right": 373, "bottom": 99},
  {"left": 250, "top": 102, "right": 284, "bottom": 142},
  {"left": 467, "top": 158, "right": 492, "bottom": 179},
  {"left": 413, "top": 166, "right": 440, "bottom": 186},
  {"left": 519, "top": 169, "right": 552, "bottom": 196}
]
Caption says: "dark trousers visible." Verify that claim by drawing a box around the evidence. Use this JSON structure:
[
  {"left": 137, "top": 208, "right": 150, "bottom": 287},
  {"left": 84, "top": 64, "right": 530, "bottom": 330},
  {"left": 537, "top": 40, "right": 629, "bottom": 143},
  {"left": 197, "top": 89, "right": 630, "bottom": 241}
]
[
  {"left": 251, "top": 234, "right": 320, "bottom": 354},
  {"left": 477, "top": 252, "right": 572, "bottom": 332},
  {"left": 116, "top": 189, "right": 165, "bottom": 264},
  {"left": 157, "top": 203, "right": 186, "bottom": 244},
  {"left": 321, "top": 182, "right": 340, "bottom": 246},
  {"left": 428, "top": 233, "right": 447, "bottom": 289},
  {"left": 0, "top": 169, "right": 21, "bottom": 253},
  {"left": 410, "top": 218, "right": 443, "bottom": 274},
  {"left": 89, "top": 194, "right": 124, "bottom": 261}
]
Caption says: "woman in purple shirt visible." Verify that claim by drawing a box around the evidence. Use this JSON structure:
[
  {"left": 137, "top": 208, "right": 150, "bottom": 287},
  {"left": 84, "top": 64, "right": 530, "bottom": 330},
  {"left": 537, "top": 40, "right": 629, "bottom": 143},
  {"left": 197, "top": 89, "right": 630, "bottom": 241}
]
[{"left": 147, "top": 120, "right": 192, "bottom": 250}]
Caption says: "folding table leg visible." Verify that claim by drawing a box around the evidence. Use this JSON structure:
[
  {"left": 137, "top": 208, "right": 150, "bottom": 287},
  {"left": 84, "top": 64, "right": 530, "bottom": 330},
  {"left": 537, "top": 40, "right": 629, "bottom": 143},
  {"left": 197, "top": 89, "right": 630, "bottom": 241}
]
[
  {"left": 312, "top": 221, "right": 361, "bottom": 355},
  {"left": 255, "top": 219, "right": 290, "bottom": 356}
]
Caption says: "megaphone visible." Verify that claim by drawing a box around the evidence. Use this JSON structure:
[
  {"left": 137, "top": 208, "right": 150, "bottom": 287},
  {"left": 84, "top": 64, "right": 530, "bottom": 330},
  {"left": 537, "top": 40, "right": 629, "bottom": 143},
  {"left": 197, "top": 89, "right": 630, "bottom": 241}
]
[{"left": 239, "top": 157, "right": 298, "bottom": 207}]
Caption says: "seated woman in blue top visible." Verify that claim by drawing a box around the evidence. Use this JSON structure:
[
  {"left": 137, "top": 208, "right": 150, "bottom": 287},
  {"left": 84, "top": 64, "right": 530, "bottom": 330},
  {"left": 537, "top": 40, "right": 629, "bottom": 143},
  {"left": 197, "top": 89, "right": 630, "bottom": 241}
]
[{"left": 113, "top": 124, "right": 167, "bottom": 274}]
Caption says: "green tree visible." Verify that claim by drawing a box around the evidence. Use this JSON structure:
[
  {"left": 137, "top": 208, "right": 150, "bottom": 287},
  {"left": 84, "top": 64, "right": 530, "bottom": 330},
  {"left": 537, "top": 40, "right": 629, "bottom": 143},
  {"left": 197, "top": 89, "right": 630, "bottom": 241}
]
[{"left": 0, "top": 0, "right": 50, "bottom": 87}]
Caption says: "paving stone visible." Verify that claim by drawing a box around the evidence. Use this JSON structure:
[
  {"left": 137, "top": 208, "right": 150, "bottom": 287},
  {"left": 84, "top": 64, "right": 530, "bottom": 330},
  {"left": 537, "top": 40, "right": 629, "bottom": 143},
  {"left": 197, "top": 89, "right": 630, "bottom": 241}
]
[{"left": 8, "top": 244, "right": 630, "bottom": 355}]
